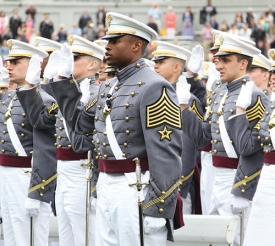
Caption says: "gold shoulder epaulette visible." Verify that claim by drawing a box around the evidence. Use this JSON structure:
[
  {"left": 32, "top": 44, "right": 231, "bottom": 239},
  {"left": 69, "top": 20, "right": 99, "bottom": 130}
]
[
  {"left": 86, "top": 98, "right": 98, "bottom": 111},
  {"left": 47, "top": 102, "right": 59, "bottom": 114}
]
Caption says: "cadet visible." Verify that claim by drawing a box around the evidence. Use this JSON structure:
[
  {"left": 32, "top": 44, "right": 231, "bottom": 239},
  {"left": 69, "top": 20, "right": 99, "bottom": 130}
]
[
  {"left": 49, "top": 12, "right": 183, "bottom": 245},
  {"left": 242, "top": 49, "right": 275, "bottom": 246},
  {"left": 15, "top": 38, "right": 61, "bottom": 223},
  {"left": 0, "top": 65, "right": 9, "bottom": 100},
  {"left": 44, "top": 35, "right": 105, "bottom": 246},
  {"left": 0, "top": 40, "right": 56, "bottom": 246},
  {"left": 152, "top": 41, "right": 205, "bottom": 214},
  {"left": 179, "top": 33, "right": 269, "bottom": 245}
]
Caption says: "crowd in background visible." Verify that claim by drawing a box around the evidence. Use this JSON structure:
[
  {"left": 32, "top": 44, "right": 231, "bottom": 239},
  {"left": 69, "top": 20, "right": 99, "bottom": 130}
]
[{"left": 1, "top": 1, "right": 275, "bottom": 60}]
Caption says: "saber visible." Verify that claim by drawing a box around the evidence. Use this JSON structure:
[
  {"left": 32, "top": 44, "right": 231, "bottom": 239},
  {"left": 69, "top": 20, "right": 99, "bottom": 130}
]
[
  {"left": 81, "top": 150, "right": 93, "bottom": 246},
  {"left": 240, "top": 211, "right": 245, "bottom": 246},
  {"left": 129, "top": 157, "right": 149, "bottom": 246},
  {"left": 30, "top": 217, "right": 34, "bottom": 246}
]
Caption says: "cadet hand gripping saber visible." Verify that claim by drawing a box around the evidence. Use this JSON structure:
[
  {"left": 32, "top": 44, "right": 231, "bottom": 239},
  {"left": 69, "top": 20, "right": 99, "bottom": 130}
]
[
  {"left": 129, "top": 157, "right": 149, "bottom": 246},
  {"left": 80, "top": 150, "right": 93, "bottom": 246}
]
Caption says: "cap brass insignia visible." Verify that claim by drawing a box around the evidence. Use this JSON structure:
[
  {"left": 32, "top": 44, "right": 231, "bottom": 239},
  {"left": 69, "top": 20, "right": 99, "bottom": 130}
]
[
  {"left": 106, "top": 14, "right": 112, "bottom": 27},
  {"left": 268, "top": 50, "right": 275, "bottom": 61},
  {"left": 7, "top": 40, "right": 12, "bottom": 50},
  {"left": 95, "top": 41, "right": 102, "bottom": 46},
  {"left": 212, "top": 30, "right": 216, "bottom": 42},
  {"left": 152, "top": 41, "right": 158, "bottom": 51},
  {"left": 67, "top": 35, "right": 74, "bottom": 46},
  {"left": 219, "top": 35, "right": 224, "bottom": 46},
  {"left": 204, "top": 63, "right": 209, "bottom": 70},
  {"left": 35, "top": 38, "right": 39, "bottom": 47}
]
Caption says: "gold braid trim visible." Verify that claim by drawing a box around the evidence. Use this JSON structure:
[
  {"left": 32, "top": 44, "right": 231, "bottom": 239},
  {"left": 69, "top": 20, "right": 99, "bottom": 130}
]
[
  {"left": 181, "top": 169, "right": 195, "bottom": 184},
  {"left": 232, "top": 170, "right": 261, "bottom": 190},
  {"left": 28, "top": 173, "right": 58, "bottom": 194},
  {"left": 143, "top": 176, "right": 184, "bottom": 210},
  {"left": 86, "top": 98, "right": 98, "bottom": 111},
  {"left": 47, "top": 102, "right": 59, "bottom": 114},
  {"left": 194, "top": 76, "right": 200, "bottom": 81}
]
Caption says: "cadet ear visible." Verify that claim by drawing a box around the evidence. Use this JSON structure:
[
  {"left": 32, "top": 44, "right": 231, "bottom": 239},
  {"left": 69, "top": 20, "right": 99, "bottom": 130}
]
[{"left": 132, "top": 40, "right": 142, "bottom": 53}]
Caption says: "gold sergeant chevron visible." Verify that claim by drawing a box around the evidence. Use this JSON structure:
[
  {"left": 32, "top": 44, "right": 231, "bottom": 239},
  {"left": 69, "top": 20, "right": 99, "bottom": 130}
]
[{"left": 146, "top": 87, "right": 182, "bottom": 129}]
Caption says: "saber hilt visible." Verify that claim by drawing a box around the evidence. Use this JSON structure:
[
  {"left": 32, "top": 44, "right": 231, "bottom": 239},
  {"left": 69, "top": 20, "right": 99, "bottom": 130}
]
[
  {"left": 30, "top": 217, "right": 34, "bottom": 246},
  {"left": 129, "top": 157, "right": 149, "bottom": 189}
]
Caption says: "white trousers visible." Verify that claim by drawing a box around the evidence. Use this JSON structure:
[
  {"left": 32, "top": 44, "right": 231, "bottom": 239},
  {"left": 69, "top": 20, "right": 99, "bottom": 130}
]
[
  {"left": 200, "top": 151, "right": 215, "bottom": 214},
  {"left": 243, "top": 164, "right": 275, "bottom": 246},
  {"left": 95, "top": 172, "right": 168, "bottom": 246},
  {"left": 56, "top": 159, "right": 95, "bottom": 246},
  {"left": 209, "top": 167, "right": 250, "bottom": 246},
  {"left": 0, "top": 166, "right": 51, "bottom": 246},
  {"left": 182, "top": 193, "right": 192, "bottom": 215}
]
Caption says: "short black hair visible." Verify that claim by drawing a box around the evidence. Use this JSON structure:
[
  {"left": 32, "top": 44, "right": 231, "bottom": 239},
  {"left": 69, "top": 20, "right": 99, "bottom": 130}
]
[{"left": 129, "top": 35, "right": 149, "bottom": 55}]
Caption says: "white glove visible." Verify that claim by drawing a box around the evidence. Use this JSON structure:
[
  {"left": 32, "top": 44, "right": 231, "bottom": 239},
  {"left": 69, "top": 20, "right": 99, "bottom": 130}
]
[
  {"left": 187, "top": 45, "right": 204, "bottom": 74},
  {"left": 25, "top": 55, "right": 43, "bottom": 85},
  {"left": 206, "top": 63, "right": 220, "bottom": 91},
  {"left": 43, "top": 50, "right": 61, "bottom": 81},
  {"left": 236, "top": 82, "right": 254, "bottom": 110},
  {"left": 176, "top": 75, "right": 191, "bottom": 105},
  {"left": 230, "top": 196, "right": 251, "bottom": 213},
  {"left": 80, "top": 78, "right": 91, "bottom": 105},
  {"left": 58, "top": 43, "right": 74, "bottom": 78},
  {"left": 90, "top": 197, "right": 97, "bottom": 215},
  {"left": 25, "top": 198, "right": 41, "bottom": 217},
  {"left": 144, "top": 216, "right": 166, "bottom": 235}
]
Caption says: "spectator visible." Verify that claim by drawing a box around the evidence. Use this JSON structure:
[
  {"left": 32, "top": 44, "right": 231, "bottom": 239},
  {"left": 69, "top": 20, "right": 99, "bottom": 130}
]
[
  {"left": 251, "top": 23, "right": 266, "bottom": 50},
  {"left": 9, "top": 9, "right": 22, "bottom": 39},
  {"left": 219, "top": 20, "right": 229, "bottom": 32},
  {"left": 25, "top": 4, "right": 37, "bottom": 22},
  {"left": 265, "top": 5, "right": 275, "bottom": 24},
  {"left": 0, "top": 39, "right": 9, "bottom": 58},
  {"left": 82, "top": 20, "right": 97, "bottom": 41},
  {"left": 201, "top": 21, "right": 213, "bottom": 60},
  {"left": 246, "top": 7, "right": 257, "bottom": 29},
  {"left": 17, "top": 22, "right": 27, "bottom": 42},
  {"left": 97, "top": 28, "right": 106, "bottom": 39},
  {"left": 25, "top": 14, "right": 34, "bottom": 42},
  {"left": 57, "top": 24, "right": 67, "bottom": 43},
  {"left": 209, "top": 15, "right": 219, "bottom": 29},
  {"left": 0, "top": 11, "right": 8, "bottom": 36},
  {"left": 68, "top": 23, "right": 82, "bottom": 36},
  {"left": 28, "top": 28, "right": 38, "bottom": 45},
  {"left": 96, "top": 6, "right": 106, "bottom": 29},
  {"left": 235, "top": 11, "right": 244, "bottom": 23},
  {"left": 78, "top": 10, "right": 92, "bottom": 32},
  {"left": 147, "top": 16, "right": 158, "bottom": 34},
  {"left": 182, "top": 6, "right": 194, "bottom": 39},
  {"left": 148, "top": 3, "right": 163, "bottom": 34},
  {"left": 200, "top": 0, "right": 217, "bottom": 24},
  {"left": 228, "top": 23, "right": 239, "bottom": 35},
  {"left": 258, "top": 13, "right": 270, "bottom": 33},
  {"left": 239, "top": 23, "right": 252, "bottom": 40},
  {"left": 235, "top": 15, "right": 244, "bottom": 30},
  {"left": 164, "top": 6, "right": 177, "bottom": 37},
  {"left": 39, "top": 13, "right": 54, "bottom": 39}
]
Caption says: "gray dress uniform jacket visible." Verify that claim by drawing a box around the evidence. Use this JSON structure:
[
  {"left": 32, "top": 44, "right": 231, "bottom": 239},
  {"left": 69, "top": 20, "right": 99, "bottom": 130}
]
[
  {"left": 182, "top": 75, "right": 269, "bottom": 200},
  {"left": 16, "top": 86, "right": 58, "bottom": 209},
  {"left": 171, "top": 81, "right": 204, "bottom": 201},
  {"left": 50, "top": 58, "right": 183, "bottom": 241},
  {"left": 0, "top": 91, "right": 33, "bottom": 162}
]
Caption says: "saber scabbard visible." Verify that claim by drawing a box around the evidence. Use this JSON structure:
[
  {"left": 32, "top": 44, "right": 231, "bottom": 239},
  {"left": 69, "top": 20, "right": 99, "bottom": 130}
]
[{"left": 81, "top": 150, "right": 93, "bottom": 246}]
